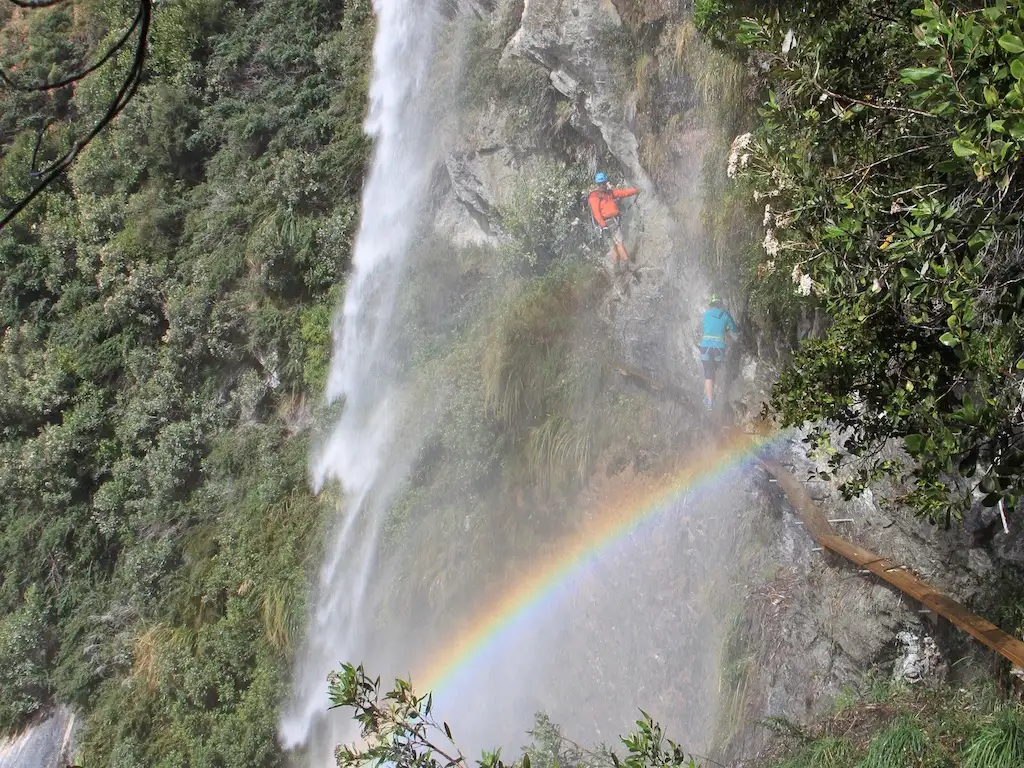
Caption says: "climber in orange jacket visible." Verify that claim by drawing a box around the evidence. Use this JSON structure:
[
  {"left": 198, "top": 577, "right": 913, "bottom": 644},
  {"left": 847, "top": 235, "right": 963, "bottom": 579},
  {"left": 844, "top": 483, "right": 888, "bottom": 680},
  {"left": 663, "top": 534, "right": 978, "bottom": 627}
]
[{"left": 588, "top": 172, "right": 639, "bottom": 269}]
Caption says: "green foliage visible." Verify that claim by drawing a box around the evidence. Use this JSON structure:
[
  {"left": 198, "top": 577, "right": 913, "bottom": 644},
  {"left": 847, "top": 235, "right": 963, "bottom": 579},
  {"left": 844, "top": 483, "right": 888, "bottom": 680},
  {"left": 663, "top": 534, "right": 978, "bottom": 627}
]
[
  {"left": 0, "top": 585, "right": 53, "bottom": 732},
  {"left": 693, "top": 0, "right": 728, "bottom": 33},
  {"left": 497, "top": 162, "right": 594, "bottom": 272},
  {"left": 857, "top": 716, "right": 926, "bottom": 768},
  {"left": 328, "top": 666, "right": 700, "bottom": 768},
  {"left": 962, "top": 707, "right": 1024, "bottom": 768},
  {"left": 776, "top": 736, "right": 853, "bottom": 768},
  {"left": 0, "top": 0, "right": 373, "bottom": 760},
  {"left": 756, "top": 681, "right": 1024, "bottom": 768},
  {"left": 300, "top": 297, "right": 336, "bottom": 392},
  {"left": 479, "top": 261, "right": 616, "bottom": 494},
  {"left": 704, "top": 0, "right": 1024, "bottom": 519},
  {"left": 327, "top": 671, "right": 1024, "bottom": 768}
]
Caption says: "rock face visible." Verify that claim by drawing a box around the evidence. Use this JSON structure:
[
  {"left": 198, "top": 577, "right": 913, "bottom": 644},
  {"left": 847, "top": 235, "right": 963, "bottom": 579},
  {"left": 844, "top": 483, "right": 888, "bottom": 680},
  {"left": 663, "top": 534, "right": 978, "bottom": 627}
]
[
  {"left": 439, "top": 0, "right": 713, "bottom": 402},
  {"left": 509, "top": 0, "right": 652, "bottom": 183},
  {"left": 431, "top": 2, "right": 1024, "bottom": 760},
  {"left": 715, "top": 434, "right": 1010, "bottom": 762},
  {"left": 445, "top": 147, "right": 512, "bottom": 233},
  {"left": 0, "top": 707, "right": 78, "bottom": 768}
]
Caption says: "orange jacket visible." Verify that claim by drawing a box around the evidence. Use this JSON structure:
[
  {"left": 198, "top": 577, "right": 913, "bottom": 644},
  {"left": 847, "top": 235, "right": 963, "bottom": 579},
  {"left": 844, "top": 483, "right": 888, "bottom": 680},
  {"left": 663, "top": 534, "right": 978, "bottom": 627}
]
[{"left": 587, "top": 187, "right": 638, "bottom": 227}]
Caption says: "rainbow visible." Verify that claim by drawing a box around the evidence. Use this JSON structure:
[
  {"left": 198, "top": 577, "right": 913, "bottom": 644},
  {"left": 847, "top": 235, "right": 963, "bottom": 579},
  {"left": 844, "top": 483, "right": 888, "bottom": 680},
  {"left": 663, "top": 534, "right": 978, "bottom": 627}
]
[{"left": 417, "top": 426, "right": 784, "bottom": 694}]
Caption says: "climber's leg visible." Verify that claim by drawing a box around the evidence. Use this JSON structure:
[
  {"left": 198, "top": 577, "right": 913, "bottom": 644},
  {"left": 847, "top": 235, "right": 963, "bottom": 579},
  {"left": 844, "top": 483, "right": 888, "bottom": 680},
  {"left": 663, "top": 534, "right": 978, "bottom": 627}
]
[{"left": 701, "top": 351, "right": 719, "bottom": 411}]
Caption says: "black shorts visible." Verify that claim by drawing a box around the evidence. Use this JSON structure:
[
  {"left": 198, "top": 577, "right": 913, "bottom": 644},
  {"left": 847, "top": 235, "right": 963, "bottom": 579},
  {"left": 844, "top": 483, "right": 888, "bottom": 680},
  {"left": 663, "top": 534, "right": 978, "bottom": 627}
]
[{"left": 700, "top": 347, "right": 724, "bottom": 379}]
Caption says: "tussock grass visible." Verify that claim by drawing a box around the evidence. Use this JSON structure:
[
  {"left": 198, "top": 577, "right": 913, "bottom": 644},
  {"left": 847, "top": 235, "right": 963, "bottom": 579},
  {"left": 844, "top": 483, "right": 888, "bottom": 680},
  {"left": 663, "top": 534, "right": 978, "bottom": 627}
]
[
  {"left": 744, "top": 682, "right": 1024, "bottom": 768},
  {"left": 857, "top": 716, "right": 926, "bottom": 768},
  {"left": 261, "top": 581, "right": 300, "bottom": 653},
  {"left": 130, "top": 624, "right": 172, "bottom": 692},
  {"left": 963, "top": 707, "right": 1024, "bottom": 768},
  {"left": 779, "top": 736, "right": 854, "bottom": 768},
  {"left": 482, "top": 267, "right": 597, "bottom": 429},
  {"left": 671, "top": 19, "right": 744, "bottom": 109},
  {"left": 525, "top": 415, "right": 594, "bottom": 493}
]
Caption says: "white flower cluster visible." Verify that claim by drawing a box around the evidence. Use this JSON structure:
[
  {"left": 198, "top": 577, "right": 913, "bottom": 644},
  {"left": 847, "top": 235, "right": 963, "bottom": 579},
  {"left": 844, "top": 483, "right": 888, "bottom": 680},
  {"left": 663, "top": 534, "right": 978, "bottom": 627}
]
[
  {"left": 782, "top": 28, "right": 797, "bottom": 55},
  {"left": 763, "top": 228, "right": 780, "bottom": 257},
  {"left": 727, "top": 133, "right": 753, "bottom": 178},
  {"left": 792, "top": 264, "right": 814, "bottom": 296}
]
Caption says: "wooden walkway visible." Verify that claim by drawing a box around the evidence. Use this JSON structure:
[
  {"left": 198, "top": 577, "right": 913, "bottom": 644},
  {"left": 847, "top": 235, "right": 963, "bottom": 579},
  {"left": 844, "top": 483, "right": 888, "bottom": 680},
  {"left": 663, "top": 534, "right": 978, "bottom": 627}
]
[{"left": 760, "top": 458, "right": 1024, "bottom": 670}]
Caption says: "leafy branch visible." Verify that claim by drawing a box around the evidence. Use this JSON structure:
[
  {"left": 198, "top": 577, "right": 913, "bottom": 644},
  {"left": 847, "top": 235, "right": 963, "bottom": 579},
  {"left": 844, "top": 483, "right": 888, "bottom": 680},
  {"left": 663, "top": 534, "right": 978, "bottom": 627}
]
[{"left": 328, "top": 665, "right": 705, "bottom": 768}]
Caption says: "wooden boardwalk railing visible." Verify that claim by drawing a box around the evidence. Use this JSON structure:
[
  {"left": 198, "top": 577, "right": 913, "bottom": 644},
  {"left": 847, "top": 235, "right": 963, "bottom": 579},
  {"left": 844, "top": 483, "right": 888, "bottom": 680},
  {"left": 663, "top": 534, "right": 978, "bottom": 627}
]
[{"left": 759, "top": 458, "right": 1024, "bottom": 670}]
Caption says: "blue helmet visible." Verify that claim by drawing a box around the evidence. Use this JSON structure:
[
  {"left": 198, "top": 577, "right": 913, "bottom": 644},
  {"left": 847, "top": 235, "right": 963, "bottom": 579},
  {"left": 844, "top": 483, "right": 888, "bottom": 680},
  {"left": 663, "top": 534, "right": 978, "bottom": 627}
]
[{"left": 594, "top": 172, "right": 608, "bottom": 184}]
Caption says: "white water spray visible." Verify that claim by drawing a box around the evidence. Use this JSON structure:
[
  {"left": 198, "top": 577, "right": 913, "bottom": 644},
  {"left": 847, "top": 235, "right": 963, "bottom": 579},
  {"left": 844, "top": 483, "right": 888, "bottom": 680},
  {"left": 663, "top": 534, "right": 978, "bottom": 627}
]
[
  {"left": 279, "top": 0, "right": 445, "bottom": 759},
  {"left": 281, "top": 1, "right": 749, "bottom": 762}
]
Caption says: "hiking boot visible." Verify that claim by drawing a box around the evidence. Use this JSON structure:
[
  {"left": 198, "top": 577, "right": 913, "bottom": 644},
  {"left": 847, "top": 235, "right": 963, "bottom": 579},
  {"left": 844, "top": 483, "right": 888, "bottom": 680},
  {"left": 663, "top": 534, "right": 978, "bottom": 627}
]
[{"left": 703, "top": 395, "right": 713, "bottom": 412}]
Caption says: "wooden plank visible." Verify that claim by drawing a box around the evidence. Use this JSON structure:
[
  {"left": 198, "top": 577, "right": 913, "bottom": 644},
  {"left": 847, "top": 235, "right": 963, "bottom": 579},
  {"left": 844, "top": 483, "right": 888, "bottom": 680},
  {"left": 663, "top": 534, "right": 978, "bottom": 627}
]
[
  {"left": 760, "top": 459, "right": 837, "bottom": 540},
  {"left": 760, "top": 460, "right": 1024, "bottom": 670}
]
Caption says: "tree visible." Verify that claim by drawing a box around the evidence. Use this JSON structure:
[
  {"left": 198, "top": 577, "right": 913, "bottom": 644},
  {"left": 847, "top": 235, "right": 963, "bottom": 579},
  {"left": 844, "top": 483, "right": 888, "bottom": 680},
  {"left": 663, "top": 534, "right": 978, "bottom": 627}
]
[{"left": 699, "top": 0, "right": 1024, "bottom": 521}]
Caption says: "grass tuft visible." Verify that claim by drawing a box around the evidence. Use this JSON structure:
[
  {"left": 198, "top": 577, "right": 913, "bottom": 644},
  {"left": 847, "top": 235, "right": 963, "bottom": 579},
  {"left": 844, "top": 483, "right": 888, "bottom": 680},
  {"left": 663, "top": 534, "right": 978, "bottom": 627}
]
[
  {"left": 963, "top": 707, "right": 1024, "bottom": 768},
  {"left": 857, "top": 716, "right": 926, "bottom": 768}
]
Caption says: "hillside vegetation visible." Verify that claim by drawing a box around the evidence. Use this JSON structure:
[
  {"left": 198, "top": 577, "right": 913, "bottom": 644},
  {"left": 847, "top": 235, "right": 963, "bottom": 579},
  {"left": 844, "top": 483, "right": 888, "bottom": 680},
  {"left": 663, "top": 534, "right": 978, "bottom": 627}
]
[
  {"left": 0, "top": 0, "right": 679, "bottom": 761},
  {"left": 699, "top": 0, "right": 1024, "bottom": 521},
  {"left": 0, "top": 0, "right": 372, "bottom": 763}
]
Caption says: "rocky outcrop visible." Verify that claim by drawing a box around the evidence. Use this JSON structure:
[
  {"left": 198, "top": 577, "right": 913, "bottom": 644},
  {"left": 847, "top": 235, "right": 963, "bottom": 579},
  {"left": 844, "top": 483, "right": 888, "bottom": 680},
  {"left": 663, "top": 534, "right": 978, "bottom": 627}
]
[
  {"left": 506, "top": 0, "right": 654, "bottom": 188},
  {"left": 611, "top": 0, "right": 674, "bottom": 27},
  {"left": 444, "top": 146, "right": 515, "bottom": 232},
  {"left": 716, "top": 434, "right": 1014, "bottom": 762}
]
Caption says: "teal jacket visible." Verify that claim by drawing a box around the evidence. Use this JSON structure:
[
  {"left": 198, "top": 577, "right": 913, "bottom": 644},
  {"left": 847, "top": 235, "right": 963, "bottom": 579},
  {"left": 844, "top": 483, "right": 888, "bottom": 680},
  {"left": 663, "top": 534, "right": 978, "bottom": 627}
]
[{"left": 700, "top": 307, "right": 738, "bottom": 352}]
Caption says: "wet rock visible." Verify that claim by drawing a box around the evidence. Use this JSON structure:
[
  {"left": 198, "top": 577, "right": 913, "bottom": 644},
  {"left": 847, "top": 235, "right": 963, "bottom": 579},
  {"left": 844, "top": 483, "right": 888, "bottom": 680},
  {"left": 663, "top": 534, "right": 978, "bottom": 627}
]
[
  {"left": 717, "top": 437, "right": 1009, "bottom": 763},
  {"left": 611, "top": 0, "right": 674, "bottom": 27},
  {"left": 445, "top": 150, "right": 500, "bottom": 228},
  {"left": 458, "top": 0, "right": 495, "bottom": 19},
  {"left": 549, "top": 68, "right": 582, "bottom": 99},
  {"left": 506, "top": 0, "right": 654, "bottom": 188},
  {"left": 0, "top": 706, "right": 78, "bottom": 768}
]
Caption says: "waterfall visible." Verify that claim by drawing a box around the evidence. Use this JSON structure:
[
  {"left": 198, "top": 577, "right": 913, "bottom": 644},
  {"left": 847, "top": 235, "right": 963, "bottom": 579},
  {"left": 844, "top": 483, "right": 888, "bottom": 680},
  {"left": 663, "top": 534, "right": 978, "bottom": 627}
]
[
  {"left": 280, "top": 1, "right": 744, "bottom": 763},
  {"left": 279, "top": 0, "right": 445, "bottom": 760}
]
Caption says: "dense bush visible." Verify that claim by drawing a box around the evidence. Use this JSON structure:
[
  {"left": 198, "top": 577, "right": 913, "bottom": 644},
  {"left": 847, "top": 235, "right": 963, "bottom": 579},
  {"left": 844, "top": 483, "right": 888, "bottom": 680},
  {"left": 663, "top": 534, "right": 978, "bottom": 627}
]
[
  {"left": 699, "top": 0, "right": 1024, "bottom": 520},
  {"left": 0, "top": 0, "right": 372, "bottom": 761},
  {"left": 496, "top": 162, "right": 595, "bottom": 272},
  {"left": 0, "top": 586, "right": 53, "bottom": 732}
]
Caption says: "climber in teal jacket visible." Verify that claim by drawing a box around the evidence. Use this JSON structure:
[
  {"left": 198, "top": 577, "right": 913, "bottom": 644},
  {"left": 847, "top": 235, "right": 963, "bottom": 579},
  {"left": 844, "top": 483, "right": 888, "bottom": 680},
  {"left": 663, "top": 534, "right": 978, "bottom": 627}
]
[{"left": 698, "top": 294, "right": 738, "bottom": 411}]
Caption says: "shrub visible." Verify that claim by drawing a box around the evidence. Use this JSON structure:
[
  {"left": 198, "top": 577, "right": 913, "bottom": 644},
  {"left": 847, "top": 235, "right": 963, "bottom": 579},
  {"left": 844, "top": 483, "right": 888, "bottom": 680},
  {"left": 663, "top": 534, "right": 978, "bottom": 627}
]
[
  {"left": 707, "top": 0, "right": 1024, "bottom": 519},
  {"left": 496, "top": 162, "right": 593, "bottom": 272},
  {"left": 0, "top": 586, "right": 53, "bottom": 731}
]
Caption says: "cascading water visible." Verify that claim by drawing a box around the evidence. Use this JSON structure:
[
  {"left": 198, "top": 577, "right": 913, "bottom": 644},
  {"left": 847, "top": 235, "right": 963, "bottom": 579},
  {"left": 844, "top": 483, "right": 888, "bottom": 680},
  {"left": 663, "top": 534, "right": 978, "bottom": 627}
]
[
  {"left": 279, "top": 0, "right": 446, "bottom": 760},
  {"left": 283, "top": 0, "right": 749, "bottom": 764}
]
